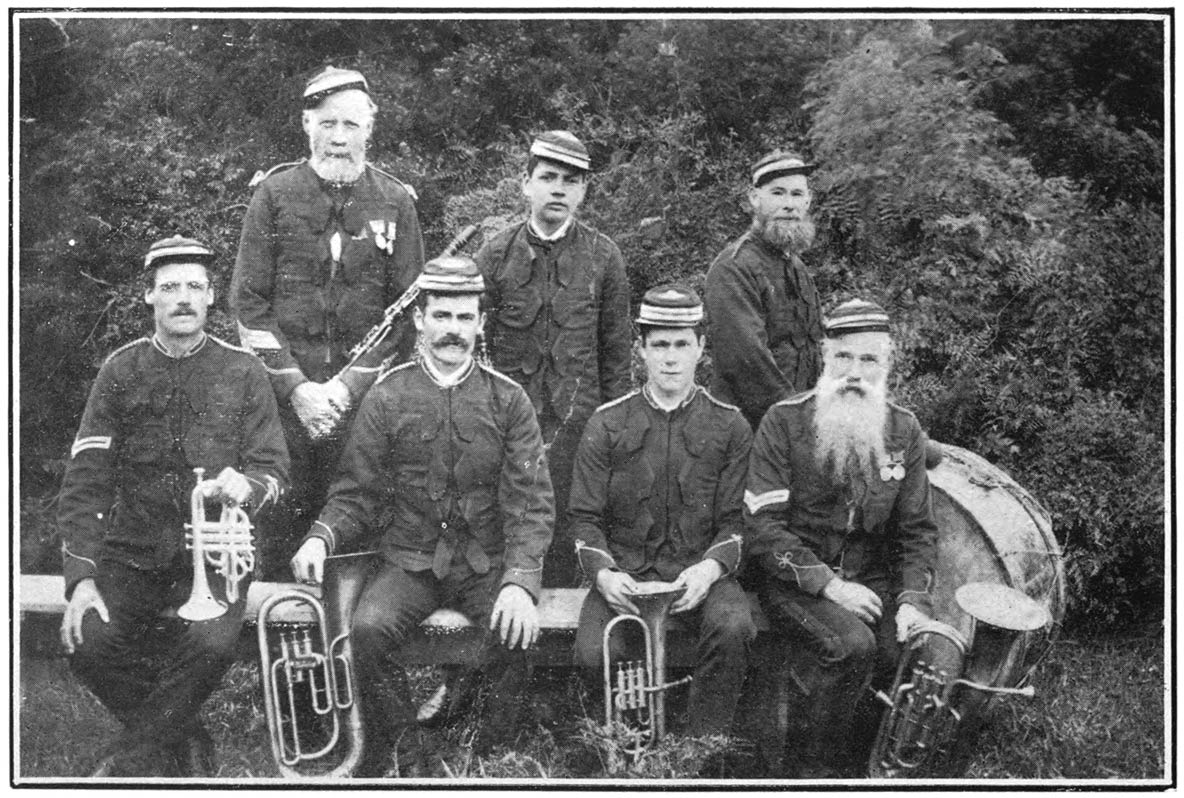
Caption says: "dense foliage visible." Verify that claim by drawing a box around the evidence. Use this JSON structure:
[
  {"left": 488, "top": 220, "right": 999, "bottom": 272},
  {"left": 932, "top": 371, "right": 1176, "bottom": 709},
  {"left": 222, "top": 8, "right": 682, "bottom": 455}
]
[{"left": 18, "top": 15, "right": 1165, "bottom": 631}]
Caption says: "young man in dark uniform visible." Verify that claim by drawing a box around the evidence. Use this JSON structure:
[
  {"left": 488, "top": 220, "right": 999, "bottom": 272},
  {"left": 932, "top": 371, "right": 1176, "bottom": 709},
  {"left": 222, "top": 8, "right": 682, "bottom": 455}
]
[
  {"left": 475, "top": 131, "right": 632, "bottom": 588},
  {"left": 570, "top": 284, "right": 756, "bottom": 738}
]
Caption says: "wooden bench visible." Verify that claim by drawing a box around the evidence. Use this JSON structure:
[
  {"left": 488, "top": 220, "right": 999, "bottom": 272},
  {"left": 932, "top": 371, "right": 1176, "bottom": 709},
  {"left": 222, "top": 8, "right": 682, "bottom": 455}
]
[{"left": 18, "top": 574, "right": 771, "bottom": 667}]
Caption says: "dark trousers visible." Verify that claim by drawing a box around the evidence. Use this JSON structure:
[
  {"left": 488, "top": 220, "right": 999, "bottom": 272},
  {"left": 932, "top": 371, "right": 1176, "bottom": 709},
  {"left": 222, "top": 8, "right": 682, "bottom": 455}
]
[
  {"left": 539, "top": 410, "right": 583, "bottom": 589},
  {"left": 257, "top": 407, "right": 348, "bottom": 580},
  {"left": 69, "top": 558, "right": 246, "bottom": 752},
  {"left": 351, "top": 560, "right": 530, "bottom": 759},
  {"left": 574, "top": 576, "right": 756, "bottom": 736},
  {"left": 757, "top": 578, "right": 900, "bottom": 769}
]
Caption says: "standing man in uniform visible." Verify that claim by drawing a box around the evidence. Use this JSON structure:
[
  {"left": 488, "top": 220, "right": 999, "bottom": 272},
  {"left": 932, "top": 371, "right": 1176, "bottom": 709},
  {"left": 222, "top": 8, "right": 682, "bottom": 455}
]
[
  {"left": 744, "top": 299, "right": 937, "bottom": 777},
  {"left": 59, "top": 236, "right": 289, "bottom": 777},
  {"left": 705, "top": 150, "right": 825, "bottom": 433},
  {"left": 475, "top": 131, "right": 632, "bottom": 588},
  {"left": 231, "top": 66, "right": 424, "bottom": 576},
  {"left": 569, "top": 284, "right": 755, "bottom": 738},
  {"left": 289, "top": 257, "right": 554, "bottom": 777}
]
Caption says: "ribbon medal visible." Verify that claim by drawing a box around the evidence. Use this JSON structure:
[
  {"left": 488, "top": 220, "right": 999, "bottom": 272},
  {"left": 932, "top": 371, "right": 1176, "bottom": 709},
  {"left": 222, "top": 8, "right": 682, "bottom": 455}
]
[
  {"left": 369, "top": 220, "right": 396, "bottom": 255},
  {"left": 879, "top": 450, "right": 906, "bottom": 482}
]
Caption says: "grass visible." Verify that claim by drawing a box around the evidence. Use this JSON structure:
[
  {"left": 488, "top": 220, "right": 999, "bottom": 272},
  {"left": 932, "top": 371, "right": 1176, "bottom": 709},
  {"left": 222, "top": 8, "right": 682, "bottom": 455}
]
[{"left": 16, "top": 632, "right": 1166, "bottom": 783}]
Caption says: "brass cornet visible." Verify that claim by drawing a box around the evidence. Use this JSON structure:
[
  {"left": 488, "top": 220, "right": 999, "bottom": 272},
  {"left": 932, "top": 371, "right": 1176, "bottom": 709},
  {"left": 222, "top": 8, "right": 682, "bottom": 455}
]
[
  {"left": 177, "top": 467, "right": 254, "bottom": 622},
  {"left": 868, "top": 582, "right": 1051, "bottom": 777},
  {"left": 257, "top": 552, "right": 375, "bottom": 778},
  {"left": 603, "top": 582, "right": 693, "bottom": 758}
]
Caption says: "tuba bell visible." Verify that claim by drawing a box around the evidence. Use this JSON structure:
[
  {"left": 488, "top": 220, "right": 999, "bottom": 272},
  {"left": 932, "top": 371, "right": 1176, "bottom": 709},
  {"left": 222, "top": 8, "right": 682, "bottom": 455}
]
[
  {"left": 178, "top": 467, "right": 255, "bottom": 622},
  {"left": 256, "top": 552, "right": 376, "bottom": 778},
  {"left": 868, "top": 581, "right": 1051, "bottom": 778},
  {"left": 603, "top": 582, "right": 694, "bottom": 758}
]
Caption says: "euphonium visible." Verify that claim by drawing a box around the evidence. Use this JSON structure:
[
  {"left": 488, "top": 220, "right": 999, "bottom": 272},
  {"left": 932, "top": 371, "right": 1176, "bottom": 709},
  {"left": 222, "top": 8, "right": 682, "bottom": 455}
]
[
  {"left": 257, "top": 552, "right": 376, "bottom": 778},
  {"left": 178, "top": 467, "right": 255, "bottom": 622},
  {"left": 603, "top": 582, "right": 694, "bottom": 757},
  {"left": 868, "top": 582, "right": 1051, "bottom": 778}
]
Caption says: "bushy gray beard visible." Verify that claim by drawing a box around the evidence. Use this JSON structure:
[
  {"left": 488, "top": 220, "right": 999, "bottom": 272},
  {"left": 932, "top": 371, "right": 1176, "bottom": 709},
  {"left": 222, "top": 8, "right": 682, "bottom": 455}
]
[
  {"left": 755, "top": 215, "right": 816, "bottom": 254},
  {"left": 310, "top": 153, "right": 366, "bottom": 185},
  {"left": 813, "top": 372, "right": 889, "bottom": 490}
]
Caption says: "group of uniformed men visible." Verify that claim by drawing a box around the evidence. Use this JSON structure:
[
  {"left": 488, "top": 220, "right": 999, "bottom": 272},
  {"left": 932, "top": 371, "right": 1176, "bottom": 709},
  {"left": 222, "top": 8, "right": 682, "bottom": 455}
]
[{"left": 56, "top": 66, "right": 937, "bottom": 779}]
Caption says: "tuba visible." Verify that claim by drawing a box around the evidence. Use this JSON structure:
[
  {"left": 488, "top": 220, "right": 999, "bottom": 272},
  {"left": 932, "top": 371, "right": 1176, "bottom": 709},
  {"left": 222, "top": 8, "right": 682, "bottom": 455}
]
[
  {"left": 868, "top": 581, "right": 1051, "bottom": 778},
  {"left": 256, "top": 552, "right": 375, "bottom": 778},
  {"left": 603, "top": 582, "right": 694, "bottom": 758},
  {"left": 178, "top": 467, "right": 255, "bottom": 622}
]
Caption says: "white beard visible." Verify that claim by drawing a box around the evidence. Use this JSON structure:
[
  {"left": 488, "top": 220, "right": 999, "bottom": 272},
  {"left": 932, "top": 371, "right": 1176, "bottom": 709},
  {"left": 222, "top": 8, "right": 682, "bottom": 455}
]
[
  {"left": 310, "top": 154, "right": 366, "bottom": 185},
  {"left": 813, "top": 372, "right": 889, "bottom": 489}
]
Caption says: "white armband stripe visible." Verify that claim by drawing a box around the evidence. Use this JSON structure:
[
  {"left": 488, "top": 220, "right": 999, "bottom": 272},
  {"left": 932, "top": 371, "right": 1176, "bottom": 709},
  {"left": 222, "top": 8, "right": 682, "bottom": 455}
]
[
  {"left": 313, "top": 520, "right": 337, "bottom": 552},
  {"left": 71, "top": 436, "right": 112, "bottom": 459},
  {"left": 744, "top": 488, "right": 789, "bottom": 514}
]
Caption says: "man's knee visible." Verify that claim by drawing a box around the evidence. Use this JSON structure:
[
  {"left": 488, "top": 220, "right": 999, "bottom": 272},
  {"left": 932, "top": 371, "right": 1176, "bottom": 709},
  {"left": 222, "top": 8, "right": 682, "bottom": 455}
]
[
  {"left": 819, "top": 620, "right": 876, "bottom": 666},
  {"left": 704, "top": 607, "right": 757, "bottom": 655}
]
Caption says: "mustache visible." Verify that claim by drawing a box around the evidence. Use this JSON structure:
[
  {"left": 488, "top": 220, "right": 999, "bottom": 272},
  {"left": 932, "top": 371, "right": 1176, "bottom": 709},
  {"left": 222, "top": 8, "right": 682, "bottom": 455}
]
[
  {"left": 170, "top": 306, "right": 197, "bottom": 317},
  {"left": 432, "top": 334, "right": 469, "bottom": 349},
  {"left": 838, "top": 380, "right": 866, "bottom": 396}
]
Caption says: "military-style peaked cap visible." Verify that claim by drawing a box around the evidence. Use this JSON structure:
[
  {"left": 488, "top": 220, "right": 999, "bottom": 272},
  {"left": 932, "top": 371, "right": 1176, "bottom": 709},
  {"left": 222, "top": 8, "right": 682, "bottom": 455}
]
[
  {"left": 144, "top": 235, "right": 215, "bottom": 272},
  {"left": 752, "top": 150, "right": 816, "bottom": 187},
  {"left": 530, "top": 130, "right": 591, "bottom": 172},
  {"left": 636, "top": 283, "right": 704, "bottom": 327},
  {"left": 416, "top": 256, "right": 485, "bottom": 294},
  {"left": 303, "top": 66, "right": 370, "bottom": 108},
  {"left": 824, "top": 298, "right": 891, "bottom": 337}
]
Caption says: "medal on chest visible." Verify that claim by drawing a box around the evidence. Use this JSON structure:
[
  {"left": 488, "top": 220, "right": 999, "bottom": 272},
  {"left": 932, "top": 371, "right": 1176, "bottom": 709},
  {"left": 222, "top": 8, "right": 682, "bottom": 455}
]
[
  {"left": 879, "top": 450, "right": 906, "bottom": 482},
  {"left": 368, "top": 220, "right": 396, "bottom": 254}
]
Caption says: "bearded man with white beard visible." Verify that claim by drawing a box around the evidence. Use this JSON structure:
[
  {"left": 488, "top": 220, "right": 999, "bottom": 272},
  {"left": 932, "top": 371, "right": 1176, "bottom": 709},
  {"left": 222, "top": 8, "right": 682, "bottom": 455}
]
[
  {"left": 744, "top": 299, "right": 938, "bottom": 778},
  {"left": 705, "top": 150, "right": 825, "bottom": 432},
  {"left": 230, "top": 67, "right": 424, "bottom": 577}
]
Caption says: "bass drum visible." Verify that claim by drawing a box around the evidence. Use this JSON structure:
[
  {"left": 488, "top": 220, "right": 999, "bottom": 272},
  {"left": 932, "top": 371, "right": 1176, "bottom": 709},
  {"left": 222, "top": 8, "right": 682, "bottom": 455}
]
[{"left": 927, "top": 441, "right": 1066, "bottom": 690}]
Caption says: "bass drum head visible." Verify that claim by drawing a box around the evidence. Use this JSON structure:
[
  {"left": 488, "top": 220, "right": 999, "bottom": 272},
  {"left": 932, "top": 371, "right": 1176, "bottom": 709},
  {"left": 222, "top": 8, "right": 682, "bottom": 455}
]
[{"left": 928, "top": 442, "right": 1066, "bottom": 685}]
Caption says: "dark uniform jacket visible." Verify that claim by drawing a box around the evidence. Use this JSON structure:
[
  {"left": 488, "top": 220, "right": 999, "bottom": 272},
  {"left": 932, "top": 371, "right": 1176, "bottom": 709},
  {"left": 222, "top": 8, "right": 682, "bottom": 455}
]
[
  {"left": 58, "top": 335, "right": 290, "bottom": 597},
  {"left": 230, "top": 160, "right": 424, "bottom": 402},
  {"left": 305, "top": 358, "right": 554, "bottom": 599},
  {"left": 705, "top": 232, "right": 824, "bottom": 428},
  {"left": 475, "top": 220, "right": 632, "bottom": 427},
  {"left": 745, "top": 391, "right": 936, "bottom": 613},
  {"left": 570, "top": 386, "right": 752, "bottom": 582}
]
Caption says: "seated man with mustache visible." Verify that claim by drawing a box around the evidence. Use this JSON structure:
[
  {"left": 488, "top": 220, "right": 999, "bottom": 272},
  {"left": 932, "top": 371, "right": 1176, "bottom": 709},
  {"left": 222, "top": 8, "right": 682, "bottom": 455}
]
[
  {"left": 58, "top": 236, "right": 288, "bottom": 777},
  {"left": 705, "top": 151, "right": 825, "bottom": 433},
  {"left": 289, "top": 256, "right": 554, "bottom": 777},
  {"left": 744, "top": 299, "right": 937, "bottom": 778}
]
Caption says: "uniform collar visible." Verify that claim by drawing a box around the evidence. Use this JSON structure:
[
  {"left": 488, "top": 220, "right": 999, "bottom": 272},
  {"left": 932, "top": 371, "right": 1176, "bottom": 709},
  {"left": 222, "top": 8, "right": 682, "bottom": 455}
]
[
  {"left": 151, "top": 332, "right": 207, "bottom": 359},
  {"left": 643, "top": 383, "right": 699, "bottom": 413},
  {"left": 528, "top": 215, "right": 573, "bottom": 242},
  {"left": 418, "top": 350, "right": 475, "bottom": 388}
]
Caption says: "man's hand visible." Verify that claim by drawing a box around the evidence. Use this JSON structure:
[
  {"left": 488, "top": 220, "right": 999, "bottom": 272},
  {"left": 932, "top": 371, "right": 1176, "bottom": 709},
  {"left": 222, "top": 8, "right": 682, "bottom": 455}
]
[
  {"left": 290, "top": 382, "right": 341, "bottom": 439},
  {"left": 595, "top": 569, "right": 640, "bottom": 615},
  {"left": 489, "top": 584, "right": 539, "bottom": 650},
  {"left": 60, "top": 578, "right": 108, "bottom": 655},
  {"left": 204, "top": 466, "right": 252, "bottom": 506},
  {"left": 324, "top": 378, "right": 352, "bottom": 416},
  {"left": 821, "top": 577, "right": 883, "bottom": 625},
  {"left": 670, "top": 559, "right": 723, "bottom": 614},
  {"left": 290, "top": 537, "right": 328, "bottom": 585},
  {"left": 895, "top": 603, "right": 929, "bottom": 643}
]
